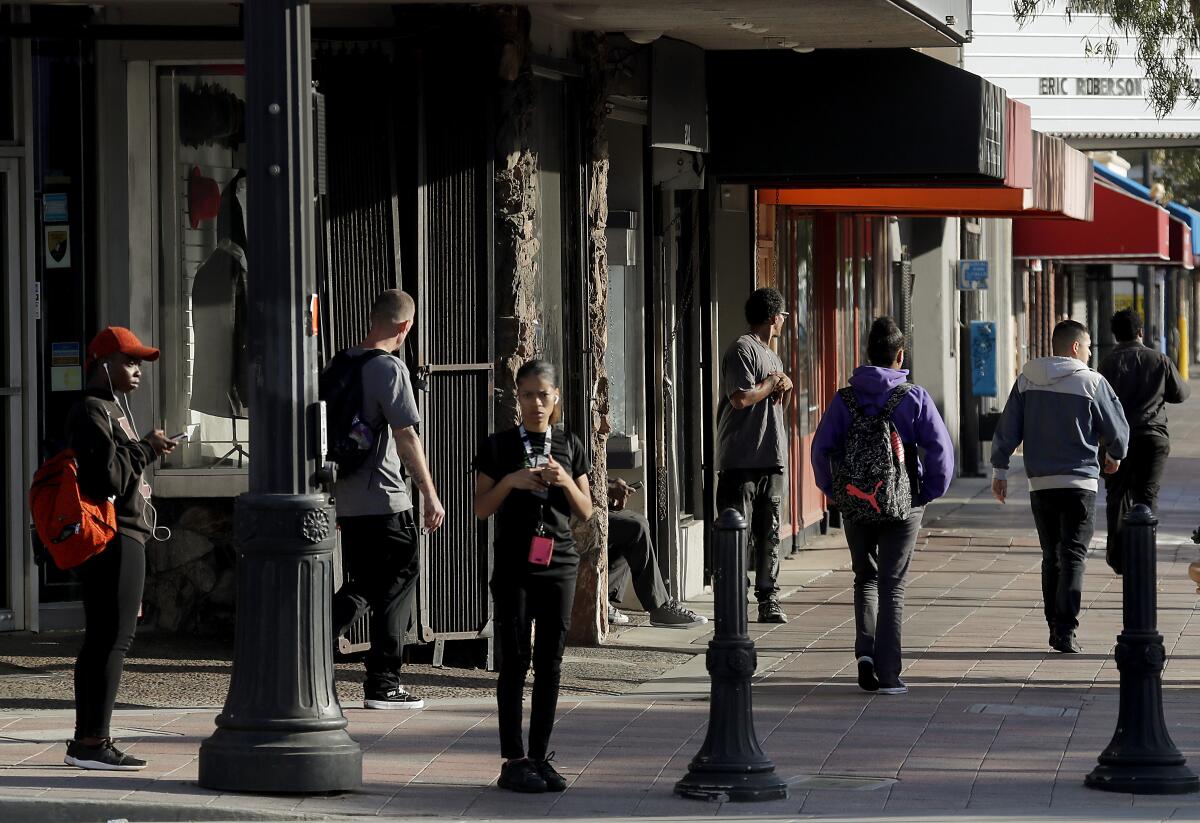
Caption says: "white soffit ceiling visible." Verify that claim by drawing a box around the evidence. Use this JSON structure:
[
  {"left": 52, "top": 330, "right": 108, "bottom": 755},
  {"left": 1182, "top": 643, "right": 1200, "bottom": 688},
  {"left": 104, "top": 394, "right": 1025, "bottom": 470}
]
[{"left": 57, "top": 1, "right": 963, "bottom": 50}]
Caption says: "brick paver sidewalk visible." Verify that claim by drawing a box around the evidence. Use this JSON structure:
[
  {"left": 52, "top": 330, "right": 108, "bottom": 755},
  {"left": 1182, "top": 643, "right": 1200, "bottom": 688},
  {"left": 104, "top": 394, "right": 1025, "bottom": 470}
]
[{"left": 2, "top": 387, "right": 1200, "bottom": 821}]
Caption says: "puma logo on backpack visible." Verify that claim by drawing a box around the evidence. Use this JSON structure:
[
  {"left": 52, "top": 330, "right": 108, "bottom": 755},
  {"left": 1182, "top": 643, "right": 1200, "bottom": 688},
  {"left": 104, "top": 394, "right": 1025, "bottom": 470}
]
[{"left": 832, "top": 384, "right": 915, "bottom": 524}]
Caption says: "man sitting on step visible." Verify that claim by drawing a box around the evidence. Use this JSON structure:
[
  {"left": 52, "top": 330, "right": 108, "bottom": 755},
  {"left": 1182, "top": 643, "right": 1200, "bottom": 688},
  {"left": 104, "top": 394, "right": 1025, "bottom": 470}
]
[{"left": 607, "top": 478, "right": 707, "bottom": 629}]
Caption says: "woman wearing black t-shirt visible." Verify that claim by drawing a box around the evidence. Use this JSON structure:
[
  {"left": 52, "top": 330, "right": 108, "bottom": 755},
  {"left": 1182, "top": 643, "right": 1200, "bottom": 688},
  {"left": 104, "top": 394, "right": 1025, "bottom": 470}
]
[{"left": 473, "top": 360, "right": 593, "bottom": 793}]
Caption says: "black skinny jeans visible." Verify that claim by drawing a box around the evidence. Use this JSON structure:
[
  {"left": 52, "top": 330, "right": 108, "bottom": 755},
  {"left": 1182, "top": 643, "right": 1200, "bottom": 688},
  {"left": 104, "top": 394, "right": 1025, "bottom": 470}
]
[
  {"left": 75, "top": 534, "right": 145, "bottom": 740},
  {"left": 716, "top": 469, "right": 784, "bottom": 601},
  {"left": 333, "top": 510, "right": 420, "bottom": 695},
  {"left": 492, "top": 569, "right": 576, "bottom": 761}
]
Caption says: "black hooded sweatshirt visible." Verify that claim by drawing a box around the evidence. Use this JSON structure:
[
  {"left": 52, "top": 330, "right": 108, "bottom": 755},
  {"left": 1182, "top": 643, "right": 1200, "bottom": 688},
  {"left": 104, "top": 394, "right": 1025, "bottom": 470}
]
[{"left": 64, "top": 387, "right": 158, "bottom": 544}]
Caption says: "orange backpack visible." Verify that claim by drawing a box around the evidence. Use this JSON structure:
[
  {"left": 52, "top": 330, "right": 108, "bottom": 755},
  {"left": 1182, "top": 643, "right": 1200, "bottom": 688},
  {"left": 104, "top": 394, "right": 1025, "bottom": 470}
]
[{"left": 29, "top": 450, "right": 117, "bottom": 570}]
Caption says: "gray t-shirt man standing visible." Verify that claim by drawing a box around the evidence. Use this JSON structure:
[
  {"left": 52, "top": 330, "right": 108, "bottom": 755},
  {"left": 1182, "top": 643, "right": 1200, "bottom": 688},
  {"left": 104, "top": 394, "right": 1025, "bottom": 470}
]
[
  {"left": 716, "top": 287, "right": 793, "bottom": 624},
  {"left": 327, "top": 289, "right": 445, "bottom": 710}
]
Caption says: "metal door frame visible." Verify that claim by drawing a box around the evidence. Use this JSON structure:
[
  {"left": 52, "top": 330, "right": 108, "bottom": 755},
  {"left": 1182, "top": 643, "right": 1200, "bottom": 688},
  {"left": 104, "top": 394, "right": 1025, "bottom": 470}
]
[{"left": 0, "top": 157, "right": 32, "bottom": 631}]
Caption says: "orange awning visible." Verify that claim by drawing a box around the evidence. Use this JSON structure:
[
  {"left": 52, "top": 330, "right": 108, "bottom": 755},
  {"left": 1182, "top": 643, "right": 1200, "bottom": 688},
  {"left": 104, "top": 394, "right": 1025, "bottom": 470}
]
[{"left": 756, "top": 131, "right": 1092, "bottom": 220}]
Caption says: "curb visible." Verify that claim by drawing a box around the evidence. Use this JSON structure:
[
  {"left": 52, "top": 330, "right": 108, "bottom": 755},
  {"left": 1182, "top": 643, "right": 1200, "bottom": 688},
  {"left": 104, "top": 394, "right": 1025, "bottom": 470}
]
[{"left": 0, "top": 795, "right": 345, "bottom": 823}]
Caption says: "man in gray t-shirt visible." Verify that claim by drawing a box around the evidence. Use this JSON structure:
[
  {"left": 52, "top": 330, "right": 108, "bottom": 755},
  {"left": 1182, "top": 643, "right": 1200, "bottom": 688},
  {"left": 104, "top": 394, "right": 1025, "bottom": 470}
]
[
  {"left": 326, "top": 289, "right": 445, "bottom": 710},
  {"left": 716, "top": 287, "right": 793, "bottom": 624}
]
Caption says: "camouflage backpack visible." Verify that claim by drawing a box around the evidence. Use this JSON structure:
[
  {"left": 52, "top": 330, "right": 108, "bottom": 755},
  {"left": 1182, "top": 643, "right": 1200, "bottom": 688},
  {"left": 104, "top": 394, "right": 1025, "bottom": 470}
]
[{"left": 832, "top": 384, "right": 915, "bottom": 524}]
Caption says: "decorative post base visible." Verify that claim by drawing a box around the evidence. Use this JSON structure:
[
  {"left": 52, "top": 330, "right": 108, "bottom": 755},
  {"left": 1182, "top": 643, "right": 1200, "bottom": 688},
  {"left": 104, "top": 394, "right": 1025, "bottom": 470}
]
[
  {"left": 675, "top": 510, "right": 787, "bottom": 803},
  {"left": 198, "top": 494, "right": 361, "bottom": 793},
  {"left": 1086, "top": 505, "right": 1198, "bottom": 796},
  {"left": 1085, "top": 764, "right": 1200, "bottom": 795}
]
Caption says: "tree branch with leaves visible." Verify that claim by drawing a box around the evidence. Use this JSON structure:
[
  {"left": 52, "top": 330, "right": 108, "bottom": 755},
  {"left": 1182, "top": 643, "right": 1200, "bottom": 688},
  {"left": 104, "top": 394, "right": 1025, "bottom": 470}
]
[{"left": 1013, "top": 0, "right": 1200, "bottom": 116}]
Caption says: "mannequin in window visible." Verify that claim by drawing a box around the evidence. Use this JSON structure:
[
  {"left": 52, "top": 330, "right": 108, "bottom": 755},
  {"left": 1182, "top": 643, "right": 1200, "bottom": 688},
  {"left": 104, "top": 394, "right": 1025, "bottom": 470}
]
[{"left": 191, "top": 169, "right": 249, "bottom": 421}]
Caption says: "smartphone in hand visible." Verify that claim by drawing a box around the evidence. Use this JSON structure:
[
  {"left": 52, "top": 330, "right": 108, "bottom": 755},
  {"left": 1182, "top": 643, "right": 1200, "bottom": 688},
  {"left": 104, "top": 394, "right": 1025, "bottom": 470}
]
[{"left": 170, "top": 423, "right": 199, "bottom": 441}]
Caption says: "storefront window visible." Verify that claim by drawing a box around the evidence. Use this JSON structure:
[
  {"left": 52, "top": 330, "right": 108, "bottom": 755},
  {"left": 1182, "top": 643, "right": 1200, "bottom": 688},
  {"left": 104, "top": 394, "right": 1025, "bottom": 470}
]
[{"left": 156, "top": 66, "right": 249, "bottom": 469}]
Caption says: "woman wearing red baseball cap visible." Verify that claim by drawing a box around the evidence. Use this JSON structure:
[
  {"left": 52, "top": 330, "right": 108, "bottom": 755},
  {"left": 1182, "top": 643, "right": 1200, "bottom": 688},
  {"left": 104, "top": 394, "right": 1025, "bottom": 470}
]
[{"left": 62, "top": 327, "right": 177, "bottom": 771}]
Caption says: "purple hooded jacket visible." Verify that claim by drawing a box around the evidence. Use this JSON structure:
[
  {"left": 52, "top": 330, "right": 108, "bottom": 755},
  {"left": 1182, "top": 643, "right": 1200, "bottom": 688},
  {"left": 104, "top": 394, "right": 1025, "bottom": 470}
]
[{"left": 811, "top": 366, "right": 955, "bottom": 507}]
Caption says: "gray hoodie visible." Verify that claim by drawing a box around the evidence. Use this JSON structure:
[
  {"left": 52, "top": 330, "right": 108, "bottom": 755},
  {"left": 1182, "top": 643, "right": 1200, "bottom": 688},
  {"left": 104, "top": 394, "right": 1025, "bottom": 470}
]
[{"left": 991, "top": 356, "right": 1130, "bottom": 492}]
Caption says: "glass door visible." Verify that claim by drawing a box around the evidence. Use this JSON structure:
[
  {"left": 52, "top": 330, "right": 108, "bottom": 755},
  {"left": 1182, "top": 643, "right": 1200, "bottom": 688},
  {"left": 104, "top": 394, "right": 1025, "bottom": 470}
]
[{"left": 0, "top": 158, "right": 27, "bottom": 629}]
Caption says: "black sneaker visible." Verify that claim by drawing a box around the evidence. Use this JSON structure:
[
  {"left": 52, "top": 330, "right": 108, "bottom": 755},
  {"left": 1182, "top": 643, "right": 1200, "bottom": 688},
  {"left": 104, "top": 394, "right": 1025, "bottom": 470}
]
[
  {"left": 1051, "top": 633, "right": 1082, "bottom": 654},
  {"left": 364, "top": 687, "right": 425, "bottom": 710},
  {"left": 856, "top": 656, "right": 879, "bottom": 692},
  {"left": 649, "top": 600, "right": 708, "bottom": 629},
  {"left": 64, "top": 739, "right": 147, "bottom": 771},
  {"left": 877, "top": 681, "right": 909, "bottom": 695},
  {"left": 498, "top": 758, "right": 547, "bottom": 793},
  {"left": 758, "top": 599, "right": 788, "bottom": 624},
  {"left": 535, "top": 752, "right": 568, "bottom": 792}
]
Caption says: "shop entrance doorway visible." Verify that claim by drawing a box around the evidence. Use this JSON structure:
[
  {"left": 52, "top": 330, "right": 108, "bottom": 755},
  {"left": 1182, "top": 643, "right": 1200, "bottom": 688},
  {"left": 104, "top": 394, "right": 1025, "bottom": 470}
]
[{"left": 0, "top": 158, "right": 29, "bottom": 630}]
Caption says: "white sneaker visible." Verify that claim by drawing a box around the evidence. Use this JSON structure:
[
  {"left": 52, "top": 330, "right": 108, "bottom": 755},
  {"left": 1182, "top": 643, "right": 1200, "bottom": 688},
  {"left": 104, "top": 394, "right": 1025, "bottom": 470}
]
[{"left": 608, "top": 604, "right": 631, "bottom": 626}]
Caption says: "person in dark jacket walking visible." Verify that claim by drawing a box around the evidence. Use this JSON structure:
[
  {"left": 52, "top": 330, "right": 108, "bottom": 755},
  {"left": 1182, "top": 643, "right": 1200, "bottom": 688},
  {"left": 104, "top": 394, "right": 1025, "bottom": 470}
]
[
  {"left": 992, "top": 320, "right": 1130, "bottom": 653},
  {"left": 812, "top": 317, "right": 954, "bottom": 696},
  {"left": 64, "top": 327, "right": 176, "bottom": 771},
  {"left": 1098, "top": 308, "right": 1190, "bottom": 573}
]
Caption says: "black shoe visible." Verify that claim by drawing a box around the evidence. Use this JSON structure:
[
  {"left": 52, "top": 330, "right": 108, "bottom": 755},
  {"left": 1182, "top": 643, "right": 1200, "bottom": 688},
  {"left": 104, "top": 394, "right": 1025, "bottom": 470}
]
[
  {"left": 856, "top": 656, "right": 879, "bottom": 692},
  {"left": 535, "top": 752, "right": 568, "bottom": 792},
  {"left": 1051, "top": 633, "right": 1082, "bottom": 654},
  {"left": 64, "top": 739, "right": 147, "bottom": 771},
  {"left": 758, "top": 599, "right": 788, "bottom": 624},
  {"left": 498, "top": 758, "right": 547, "bottom": 793},
  {"left": 364, "top": 686, "right": 425, "bottom": 710}
]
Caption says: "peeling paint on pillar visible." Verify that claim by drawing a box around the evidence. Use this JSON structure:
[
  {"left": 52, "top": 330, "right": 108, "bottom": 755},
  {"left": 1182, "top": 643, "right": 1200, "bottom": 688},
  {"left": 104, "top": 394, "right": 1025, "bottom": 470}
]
[
  {"left": 568, "top": 31, "right": 611, "bottom": 646},
  {"left": 494, "top": 6, "right": 539, "bottom": 428}
]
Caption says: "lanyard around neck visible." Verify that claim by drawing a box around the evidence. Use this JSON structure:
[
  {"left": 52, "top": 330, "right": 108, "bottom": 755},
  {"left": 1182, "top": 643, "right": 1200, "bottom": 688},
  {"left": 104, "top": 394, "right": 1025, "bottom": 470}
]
[{"left": 518, "top": 424, "right": 552, "bottom": 461}]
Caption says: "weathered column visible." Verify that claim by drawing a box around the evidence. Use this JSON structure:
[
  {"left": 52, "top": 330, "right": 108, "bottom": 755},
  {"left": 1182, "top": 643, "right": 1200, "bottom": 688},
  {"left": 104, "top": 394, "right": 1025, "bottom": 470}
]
[
  {"left": 494, "top": 6, "right": 538, "bottom": 428},
  {"left": 197, "top": 0, "right": 361, "bottom": 793},
  {"left": 568, "top": 31, "right": 611, "bottom": 645}
]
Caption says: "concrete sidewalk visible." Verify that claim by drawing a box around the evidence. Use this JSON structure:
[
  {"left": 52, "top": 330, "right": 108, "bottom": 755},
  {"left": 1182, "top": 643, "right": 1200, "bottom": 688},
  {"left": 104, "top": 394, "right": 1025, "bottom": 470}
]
[{"left": 2, "top": 390, "right": 1200, "bottom": 821}]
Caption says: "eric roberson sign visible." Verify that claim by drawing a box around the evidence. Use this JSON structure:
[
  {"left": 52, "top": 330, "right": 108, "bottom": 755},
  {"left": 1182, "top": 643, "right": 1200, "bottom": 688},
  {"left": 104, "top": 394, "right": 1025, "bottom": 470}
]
[{"left": 1038, "top": 77, "right": 1145, "bottom": 96}]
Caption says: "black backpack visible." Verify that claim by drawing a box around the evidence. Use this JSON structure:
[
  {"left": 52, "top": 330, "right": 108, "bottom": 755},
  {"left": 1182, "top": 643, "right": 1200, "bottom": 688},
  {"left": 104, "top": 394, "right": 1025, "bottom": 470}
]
[
  {"left": 319, "top": 349, "right": 392, "bottom": 477},
  {"left": 831, "top": 384, "right": 915, "bottom": 524}
]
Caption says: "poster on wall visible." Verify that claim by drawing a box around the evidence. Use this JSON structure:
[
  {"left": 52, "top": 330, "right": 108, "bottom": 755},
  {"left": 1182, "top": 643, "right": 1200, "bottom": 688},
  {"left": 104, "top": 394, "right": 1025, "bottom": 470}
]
[
  {"left": 42, "top": 193, "right": 68, "bottom": 223},
  {"left": 44, "top": 225, "right": 70, "bottom": 269}
]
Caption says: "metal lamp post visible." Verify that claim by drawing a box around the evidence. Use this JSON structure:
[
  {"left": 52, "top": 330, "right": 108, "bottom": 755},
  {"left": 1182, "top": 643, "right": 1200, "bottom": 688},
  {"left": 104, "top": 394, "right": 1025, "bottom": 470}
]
[
  {"left": 675, "top": 508, "right": 787, "bottom": 802},
  {"left": 197, "top": 0, "right": 362, "bottom": 793},
  {"left": 1085, "top": 504, "right": 1197, "bottom": 795}
]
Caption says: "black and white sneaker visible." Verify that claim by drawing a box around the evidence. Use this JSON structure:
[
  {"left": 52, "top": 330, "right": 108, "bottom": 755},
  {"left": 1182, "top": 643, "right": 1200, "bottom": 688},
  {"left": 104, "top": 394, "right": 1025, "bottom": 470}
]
[
  {"left": 64, "top": 739, "right": 147, "bottom": 771},
  {"left": 877, "top": 681, "right": 909, "bottom": 696},
  {"left": 364, "top": 687, "right": 425, "bottom": 710},
  {"left": 649, "top": 599, "right": 708, "bottom": 629},
  {"left": 757, "top": 599, "right": 788, "bottom": 624}
]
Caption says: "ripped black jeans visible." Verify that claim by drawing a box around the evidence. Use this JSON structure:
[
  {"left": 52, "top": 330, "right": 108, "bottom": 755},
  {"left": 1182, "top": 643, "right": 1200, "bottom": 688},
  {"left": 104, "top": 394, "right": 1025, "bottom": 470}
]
[{"left": 716, "top": 468, "right": 784, "bottom": 602}]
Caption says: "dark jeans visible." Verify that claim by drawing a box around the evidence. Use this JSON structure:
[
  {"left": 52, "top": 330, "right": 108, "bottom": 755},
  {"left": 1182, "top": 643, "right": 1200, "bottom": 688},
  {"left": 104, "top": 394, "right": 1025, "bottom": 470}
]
[
  {"left": 492, "top": 570, "right": 576, "bottom": 761},
  {"left": 333, "top": 510, "right": 419, "bottom": 695},
  {"left": 607, "top": 509, "right": 669, "bottom": 611},
  {"left": 844, "top": 510, "right": 923, "bottom": 687},
  {"left": 1104, "top": 435, "right": 1170, "bottom": 574},
  {"left": 1030, "top": 489, "right": 1096, "bottom": 635},
  {"left": 75, "top": 534, "right": 145, "bottom": 740},
  {"left": 716, "top": 468, "right": 783, "bottom": 601}
]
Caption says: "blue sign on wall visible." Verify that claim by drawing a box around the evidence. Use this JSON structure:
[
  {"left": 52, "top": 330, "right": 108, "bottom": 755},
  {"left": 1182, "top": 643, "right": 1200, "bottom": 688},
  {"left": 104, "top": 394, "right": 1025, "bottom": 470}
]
[
  {"left": 957, "top": 259, "right": 989, "bottom": 290},
  {"left": 970, "top": 320, "right": 997, "bottom": 397}
]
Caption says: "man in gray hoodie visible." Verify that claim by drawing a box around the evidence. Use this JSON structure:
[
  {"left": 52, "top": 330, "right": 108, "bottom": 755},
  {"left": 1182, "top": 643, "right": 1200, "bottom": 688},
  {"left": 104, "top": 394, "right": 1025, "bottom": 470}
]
[{"left": 991, "top": 320, "right": 1130, "bottom": 654}]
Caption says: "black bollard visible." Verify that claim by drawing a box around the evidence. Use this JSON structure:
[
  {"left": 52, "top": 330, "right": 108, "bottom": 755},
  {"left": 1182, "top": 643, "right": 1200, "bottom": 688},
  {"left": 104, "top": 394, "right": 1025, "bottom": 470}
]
[
  {"left": 1085, "top": 504, "right": 1199, "bottom": 794},
  {"left": 675, "top": 509, "right": 788, "bottom": 802}
]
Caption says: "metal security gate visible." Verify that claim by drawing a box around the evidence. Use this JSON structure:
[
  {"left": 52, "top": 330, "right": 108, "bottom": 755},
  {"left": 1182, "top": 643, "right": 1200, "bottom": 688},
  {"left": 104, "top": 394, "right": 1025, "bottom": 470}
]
[
  {"left": 415, "top": 57, "right": 495, "bottom": 666},
  {"left": 315, "top": 49, "right": 403, "bottom": 655}
]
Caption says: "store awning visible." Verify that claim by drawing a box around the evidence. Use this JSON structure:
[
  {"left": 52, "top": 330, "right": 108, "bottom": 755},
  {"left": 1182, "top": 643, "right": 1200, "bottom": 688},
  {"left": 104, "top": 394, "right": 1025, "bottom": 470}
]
[
  {"left": 755, "top": 128, "right": 1094, "bottom": 220},
  {"left": 1093, "top": 162, "right": 1200, "bottom": 260},
  {"left": 1013, "top": 177, "right": 1169, "bottom": 261},
  {"left": 1169, "top": 218, "right": 1195, "bottom": 270},
  {"left": 708, "top": 49, "right": 1009, "bottom": 185}
]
